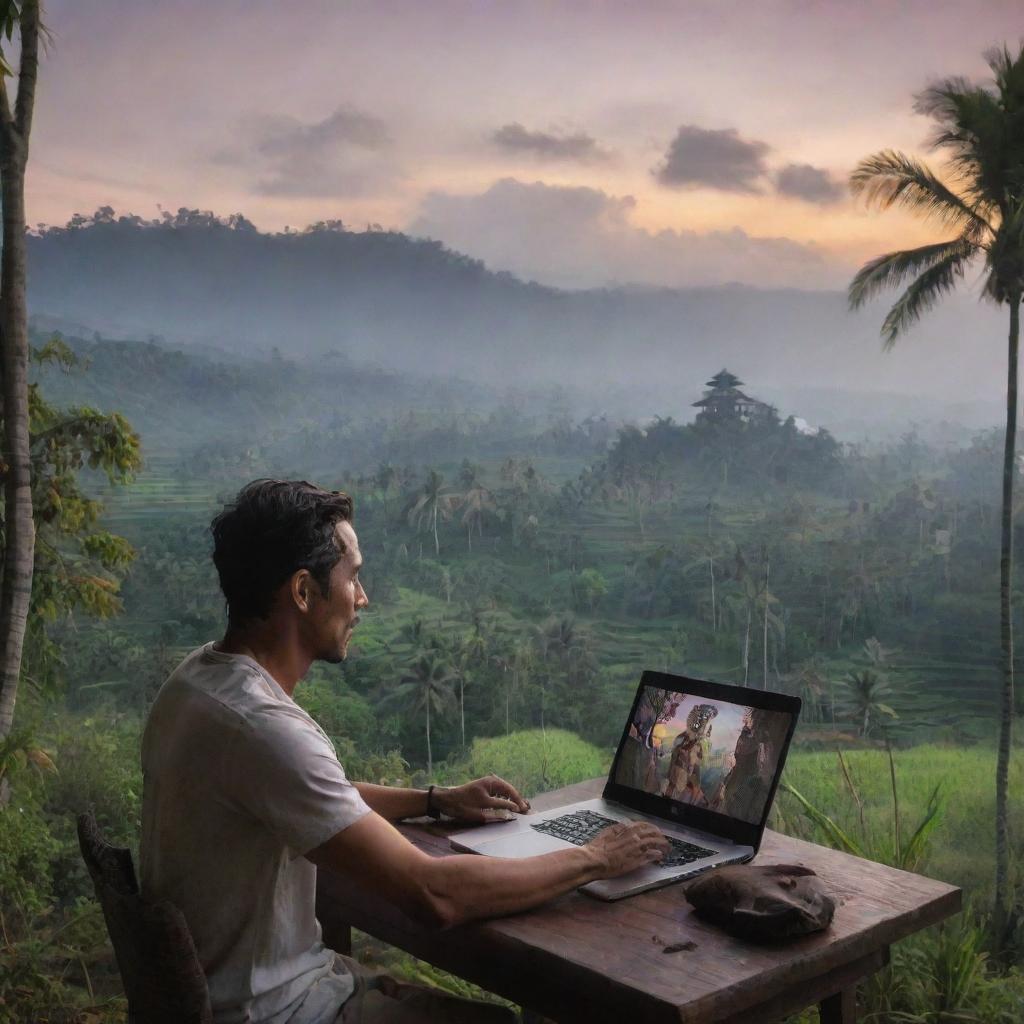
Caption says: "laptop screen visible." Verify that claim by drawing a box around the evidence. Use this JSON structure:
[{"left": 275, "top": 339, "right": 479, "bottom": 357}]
[{"left": 612, "top": 684, "right": 794, "bottom": 826}]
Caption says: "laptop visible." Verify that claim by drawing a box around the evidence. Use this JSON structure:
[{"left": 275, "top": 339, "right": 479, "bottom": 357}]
[{"left": 449, "top": 671, "right": 801, "bottom": 899}]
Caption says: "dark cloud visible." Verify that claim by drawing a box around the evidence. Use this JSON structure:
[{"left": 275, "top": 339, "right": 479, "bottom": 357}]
[
  {"left": 492, "top": 122, "right": 611, "bottom": 163},
  {"left": 213, "top": 106, "right": 398, "bottom": 198},
  {"left": 256, "top": 107, "right": 389, "bottom": 159},
  {"left": 654, "top": 125, "right": 770, "bottom": 193},
  {"left": 410, "top": 177, "right": 839, "bottom": 290},
  {"left": 775, "top": 163, "right": 845, "bottom": 203}
]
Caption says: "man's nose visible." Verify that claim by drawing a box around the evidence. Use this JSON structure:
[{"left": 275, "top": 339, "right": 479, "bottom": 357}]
[{"left": 357, "top": 582, "right": 369, "bottom": 608}]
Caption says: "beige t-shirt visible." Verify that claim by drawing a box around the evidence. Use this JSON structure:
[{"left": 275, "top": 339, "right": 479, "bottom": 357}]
[{"left": 140, "top": 643, "right": 371, "bottom": 1024}]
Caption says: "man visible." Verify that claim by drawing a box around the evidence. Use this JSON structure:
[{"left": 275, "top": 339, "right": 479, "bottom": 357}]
[{"left": 140, "top": 480, "right": 668, "bottom": 1023}]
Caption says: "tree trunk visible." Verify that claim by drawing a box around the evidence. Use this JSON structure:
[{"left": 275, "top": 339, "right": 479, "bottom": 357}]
[
  {"left": 743, "top": 605, "right": 751, "bottom": 685},
  {"left": 763, "top": 564, "right": 770, "bottom": 688},
  {"left": 432, "top": 503, "right": 440, "bottom": 557},
  {"left": 425, "top": 698, "right": 432, "bottom": 778},
  {"left": 0, "top": 4, "right": 39, "bottom": 747},
  {"left": 460, "top": 677, "right": 465, "bottom": 748},
  {"left": 995, "top": 290, "right": 1020, "bottom": 939},
  {"left": 709, "top": 555, "right": 716, "bottom": 632}
]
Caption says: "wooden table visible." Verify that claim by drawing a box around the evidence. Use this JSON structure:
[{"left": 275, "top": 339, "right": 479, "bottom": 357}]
[{"left": 316, "top": 778, "right": 960, "bottom": 1023}]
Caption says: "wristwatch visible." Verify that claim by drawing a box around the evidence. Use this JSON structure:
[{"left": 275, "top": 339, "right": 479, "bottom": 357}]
[{"left": 426, "top": 784, "right": 442, "bottom": 820}]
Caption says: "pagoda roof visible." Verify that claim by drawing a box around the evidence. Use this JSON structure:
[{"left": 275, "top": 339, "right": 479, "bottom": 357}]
[
  {"left": 693, "top": 388, "right": 760, "bottom": 407},
  {"left": 705, "top": 368, "right": 744, "bottom": 388}
]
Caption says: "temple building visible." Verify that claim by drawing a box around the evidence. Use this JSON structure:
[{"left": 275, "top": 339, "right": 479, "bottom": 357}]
[{"left": 693, "top": 369, "right": 774, "bottom": 424}]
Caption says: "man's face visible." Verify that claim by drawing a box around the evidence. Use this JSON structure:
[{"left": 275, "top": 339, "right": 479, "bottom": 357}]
[{"left": 307, "top": 520, "right": 368, "bottom": 664}]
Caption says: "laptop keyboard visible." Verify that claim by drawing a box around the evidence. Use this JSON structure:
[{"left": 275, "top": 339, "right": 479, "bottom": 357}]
[{"left": 530, "top": 810, "right": 716, "bottom": 867}]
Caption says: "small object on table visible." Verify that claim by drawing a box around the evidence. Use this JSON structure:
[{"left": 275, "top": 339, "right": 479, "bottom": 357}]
[{"left": 685, "top": 862, "right": 835, "bottom": 941}]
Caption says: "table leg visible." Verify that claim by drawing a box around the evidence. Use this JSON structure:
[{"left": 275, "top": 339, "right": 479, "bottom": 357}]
[
  {"left": 315, "top": 875, "right": 353, "bottom": 955},
  {"left": 318, "top": 914, "right": 353, "bottom": 955},
  {"left": 819, "top": 987, "right": 857, "bottom": 1024}
]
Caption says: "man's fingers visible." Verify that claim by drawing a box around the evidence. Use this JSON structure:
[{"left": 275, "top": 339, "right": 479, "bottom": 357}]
[
  {"left": 485, "top": 795, "right": 521, "bottom": 813},
  {"left": 482, "top": 775, "right": 530, "bottom": 811}
]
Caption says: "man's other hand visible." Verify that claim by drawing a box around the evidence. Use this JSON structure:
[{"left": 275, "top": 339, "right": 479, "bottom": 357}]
[
  {"left": 586, "top": 822, "right": 670, "bottom": 877},
  {"left": 436, "top": 774, "right": 530, "bottom": 823}
]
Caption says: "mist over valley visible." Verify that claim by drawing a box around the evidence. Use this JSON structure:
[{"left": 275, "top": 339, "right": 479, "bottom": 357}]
[{"left": 28, "top": 212, "right": 1007, "bottom": 440}]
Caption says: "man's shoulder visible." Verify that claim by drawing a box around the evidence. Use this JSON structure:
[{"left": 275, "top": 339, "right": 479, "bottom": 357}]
[
  {"left": 170, "top": 646, "right": 331, "bottom": 744},
  {"left": 150, "top": 644, "right": 295, "bottom": 732}
]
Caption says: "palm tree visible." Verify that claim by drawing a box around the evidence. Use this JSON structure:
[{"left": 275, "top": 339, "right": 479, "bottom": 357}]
[
  {"left": 374, "top": 462, "right": 397, "bottom": 525},
  {"left": 0, "top": 3, "right": 43, "bottom": 765},
  {"left": 456, "top": 461, "right": 496, "bottom": 552},
  {"left": 683, "top": 536, "right": 734, "bottom": 634},
  {"left": 847, "top": 45, "right": 1024, "bottom": 928},
  {"left": 394, "top": 651, "right": 456, "bottom": 777},
  {"left": 841, "top": 669, "right": 898, "bottom": 740},
  {"left": 455, "top": 614, "right": 488, "bottom": 748},
  {"left": 720, "top": 565, "right": 783, "bottom": 687},
  {"left": 406, "top": 469, "right": 454, "bottom": 558}
]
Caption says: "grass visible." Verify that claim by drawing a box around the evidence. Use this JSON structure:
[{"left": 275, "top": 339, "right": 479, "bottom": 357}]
[{"left": 777, "top": 743, "right": 1024, "bottom": 903}]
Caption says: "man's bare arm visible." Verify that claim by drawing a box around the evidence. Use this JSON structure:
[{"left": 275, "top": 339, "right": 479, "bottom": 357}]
[
  {"left": 353, "top": 775, "right": 530, "bottom": 822},
  {"left": 353, "top": 782, "right": 430, "bottom": 820},
  {"left": 307, "top": 811, "right": 668, "bottom": 929}
]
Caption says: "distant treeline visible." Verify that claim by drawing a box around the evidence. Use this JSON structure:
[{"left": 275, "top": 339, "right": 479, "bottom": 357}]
[{"left": 27, "top": 205, "right": 975, "bottom": 406}]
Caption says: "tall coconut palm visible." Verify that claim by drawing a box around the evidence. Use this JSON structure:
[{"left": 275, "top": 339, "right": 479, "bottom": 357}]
[
  {"left": 456, "top": 461, "right": 496, "bottom": 552},
  {"left": 456, "top": 614, "right": 488, "bottom": 747},
  {"left": 0, "top": 2, "right": 43, "bottom": 763},
  {"left": 847, "top": 44, "right": 1023, "bottom": 931},
  {"left": 395, "top": 651, "right": 456, "bottom": 777},
  {"left": 406, "top": 469, "right": 454, "bottom": 558}
]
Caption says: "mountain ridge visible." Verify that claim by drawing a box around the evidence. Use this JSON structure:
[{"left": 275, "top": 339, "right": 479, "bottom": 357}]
[{"left": 27, "top": 209, "right": 1007, "bottom": 408}]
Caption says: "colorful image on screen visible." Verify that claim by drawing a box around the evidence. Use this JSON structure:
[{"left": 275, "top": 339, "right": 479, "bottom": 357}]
[{"left": 614, "top": 686, "right": 792, "bottom": 825}]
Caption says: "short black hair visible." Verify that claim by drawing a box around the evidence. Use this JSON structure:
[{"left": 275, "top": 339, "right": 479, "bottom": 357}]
[{"left": 210, "top": 479, "right": 354, "bottom": 625}]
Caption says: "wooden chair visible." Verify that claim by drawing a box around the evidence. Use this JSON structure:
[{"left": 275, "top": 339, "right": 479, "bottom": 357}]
[{"left": 76, "top": 812, "right": 212, "bottom": 1024}]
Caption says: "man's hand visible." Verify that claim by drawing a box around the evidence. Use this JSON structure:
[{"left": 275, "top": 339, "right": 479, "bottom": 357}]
[
  {"left": 586, "top": 821, "right": 670, "bottom": 877},
  {"left": 435, "top": 774, "right": 530, "bottom": 823}
]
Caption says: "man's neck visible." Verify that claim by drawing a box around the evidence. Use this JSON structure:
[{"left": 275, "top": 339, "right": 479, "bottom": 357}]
[{"left": 216, "top": 625, "right": 311, "bottom": 697}]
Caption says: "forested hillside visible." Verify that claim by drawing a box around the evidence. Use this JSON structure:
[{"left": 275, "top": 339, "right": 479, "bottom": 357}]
[
  {"left": 26, "top": 209, "right": 1005, "bottom": 425},
  {"left": 5, "top": 322, "right": 1023, "bottom": 1021}
]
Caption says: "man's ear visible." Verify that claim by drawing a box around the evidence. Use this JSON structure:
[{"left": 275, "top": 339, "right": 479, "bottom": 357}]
[{"left": 290, "top": 569, "right": 316, "bottom": 614}]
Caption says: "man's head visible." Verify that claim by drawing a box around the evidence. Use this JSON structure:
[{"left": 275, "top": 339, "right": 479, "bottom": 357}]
[{"left": 211, "top": 479, "right": 368, "bottom": 661}]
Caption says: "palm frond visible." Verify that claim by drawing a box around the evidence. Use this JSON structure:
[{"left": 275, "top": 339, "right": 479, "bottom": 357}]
[
  {"left": 781, "top": 783, "right": 866, "bottom": 858},
  {"left": 849, "top": 237, "right": 978, "bottom": 310},
  {"left": 850, "top": 150, "right": 991, "bottom": 237},
  {"left": 983, "top": 198, "right": 1024, "bottom": 303},
  {"left": 916, "top": 51, "right": 1024, "bottom": 218},
  {"left": 879, "top": 248, "right": 973, "bottom": 348},
  {"left": 985, "top": 42, "right": 1024, "bottom": 105}
]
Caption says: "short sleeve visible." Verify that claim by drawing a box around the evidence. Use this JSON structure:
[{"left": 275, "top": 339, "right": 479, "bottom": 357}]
[{"left": 226, "top": 706, "right": 371, "bottom": 857}]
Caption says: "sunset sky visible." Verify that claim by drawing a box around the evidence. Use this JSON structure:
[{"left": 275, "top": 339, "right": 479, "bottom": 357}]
[{"left": 30, "top": 1, "right": 1024, "bottom": 290}]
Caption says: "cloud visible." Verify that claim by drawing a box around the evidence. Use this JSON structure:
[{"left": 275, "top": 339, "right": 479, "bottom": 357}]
[
  {"left": 212, "top": 105, "right": 399, "bottom": 198},
  {"left": 775, "top": 163, "right": 845, "bottom": 204},
  {"left": 654, "top": 125, "right": 770, "bottom": 193},
  {"left": 491, "top": 122, "right": 611, "bottom": 163},
  {"left": 410, "top": 178, "right": 842, "bottom": 290}
]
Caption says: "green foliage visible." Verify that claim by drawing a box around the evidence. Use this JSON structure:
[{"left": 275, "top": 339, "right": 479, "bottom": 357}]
[
  {"left": 0, "top": 790, "right": 59, "bottom": 926},
  {"left": 0, "top": 714, "right": 142, "bottom": 1022},
  {"left": 442, "top": 729, "right": 609, "bottom": 796},
  {"left": 862, "top": 912, "right": 1024, "bottom": 1023},
  {"left": 780, "top": 745, "right": 1024, "bottom": 901},
  {"left": 18, "top": 337, "right": 142, "bottom": 695},
  {"left": 352, "top": 930, "right": 516, "bottom": 1014},
  {"left": 0, "top": 0, "right": 24, "bottom": 79}
]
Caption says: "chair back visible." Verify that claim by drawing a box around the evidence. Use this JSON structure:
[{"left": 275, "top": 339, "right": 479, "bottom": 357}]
[{"left": 77, "top": 812, "right": 212, "bottom": 1024}]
